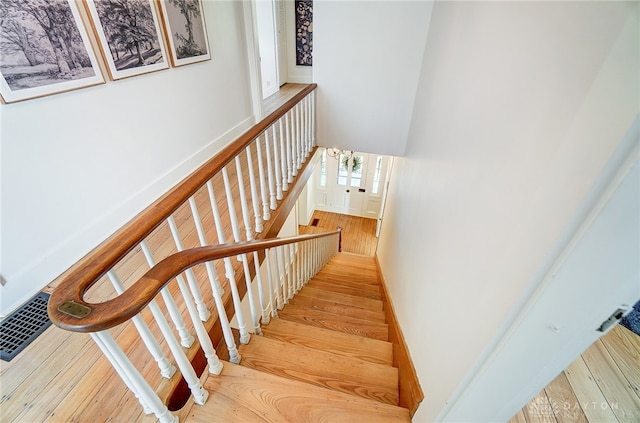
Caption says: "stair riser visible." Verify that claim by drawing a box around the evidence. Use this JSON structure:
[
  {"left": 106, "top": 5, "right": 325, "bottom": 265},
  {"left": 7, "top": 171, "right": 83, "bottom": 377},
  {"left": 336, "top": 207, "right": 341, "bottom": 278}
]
[
  {"left": 288, "top": 297, "right": 387, "bottom": 323},
  {"left": 278, "top": 308, "right": 389, "bottom": 342},
  {"left": 306, "top": 280, "right": 382, "bottom": 300},
  {"left": 297, "top": 287, "right": 384, "bottom": 312}
]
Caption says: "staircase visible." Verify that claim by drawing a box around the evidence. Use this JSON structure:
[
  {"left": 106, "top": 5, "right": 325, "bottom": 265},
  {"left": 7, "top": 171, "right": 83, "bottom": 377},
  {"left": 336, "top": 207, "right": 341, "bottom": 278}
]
[{"left": 184, "top": 252, "right": 411, "bottom": 422}]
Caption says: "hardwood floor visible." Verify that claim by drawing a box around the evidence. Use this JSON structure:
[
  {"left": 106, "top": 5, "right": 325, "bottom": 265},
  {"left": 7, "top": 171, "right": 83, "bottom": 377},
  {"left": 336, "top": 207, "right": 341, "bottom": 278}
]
[
  {"left": 299, "top": 210, "right": 379, "bottom": 256},
  {"left": 510, "top": 324, "right": 640, "bottom": 423},
  {"left": 263, "top": 83, "right": 309, "bottom": 116}
]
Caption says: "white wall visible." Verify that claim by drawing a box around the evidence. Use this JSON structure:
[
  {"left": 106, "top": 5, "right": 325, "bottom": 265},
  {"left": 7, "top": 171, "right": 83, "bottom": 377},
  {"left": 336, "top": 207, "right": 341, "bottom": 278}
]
[
  {"left": 313, "top": 1, "right": 433, "bottom": 156},
  {"left": 376, "top": 2, "right": 639, "bottom": 421},
  {"left": 0, "top": 1, "right": 254, "bottom": 317}
]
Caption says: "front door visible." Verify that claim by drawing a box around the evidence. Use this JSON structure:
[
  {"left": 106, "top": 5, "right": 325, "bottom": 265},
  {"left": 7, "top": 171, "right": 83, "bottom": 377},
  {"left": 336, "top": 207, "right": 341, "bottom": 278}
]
[{"left": 316, "top": 149, "right": 391, "bottom": 219}]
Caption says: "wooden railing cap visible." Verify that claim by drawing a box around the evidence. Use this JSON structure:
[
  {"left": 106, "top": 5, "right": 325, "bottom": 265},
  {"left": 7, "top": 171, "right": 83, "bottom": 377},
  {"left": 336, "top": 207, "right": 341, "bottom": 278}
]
[{"left": 48, "top": 230, "right": 339, "bottom": 333}]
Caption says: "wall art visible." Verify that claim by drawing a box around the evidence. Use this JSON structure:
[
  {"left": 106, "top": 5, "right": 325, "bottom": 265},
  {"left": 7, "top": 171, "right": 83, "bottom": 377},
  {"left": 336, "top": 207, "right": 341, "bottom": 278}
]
[
  {"left": 85, "top": 0, "right": 169, "bottom": 80},
  {"left": 0, "top": 0, "right": 104, "bottom": 104},
  {"left": 158, "top": 0, "right": 211, "bottom": 67},
  {"left": 295, "top": 0, "right": 312, "bottom": 66}
]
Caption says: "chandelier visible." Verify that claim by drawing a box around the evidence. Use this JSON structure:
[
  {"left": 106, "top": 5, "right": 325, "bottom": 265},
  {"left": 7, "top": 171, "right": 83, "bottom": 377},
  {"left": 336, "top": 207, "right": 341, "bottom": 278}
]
[{"left": 326, "top": 148, "right": 354, "bottom": 160}]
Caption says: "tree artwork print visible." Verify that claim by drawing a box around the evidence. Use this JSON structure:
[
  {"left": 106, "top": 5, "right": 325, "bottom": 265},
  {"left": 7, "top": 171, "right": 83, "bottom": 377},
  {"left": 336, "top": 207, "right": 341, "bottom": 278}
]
[
  {"left": 0, "top": 0, "right": 103, "bottom": 103},
  {"left": 86, "top": 0, "right": 169, "bottom": 79},
  {"left": 159, "top": 0, "right": 210, "bottom": 66}
]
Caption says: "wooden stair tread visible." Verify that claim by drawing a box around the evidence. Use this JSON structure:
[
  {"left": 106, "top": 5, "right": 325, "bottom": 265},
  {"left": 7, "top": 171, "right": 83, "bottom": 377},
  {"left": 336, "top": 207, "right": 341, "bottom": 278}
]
[
  {"left": 306, "top": 279, "right": 382, "bottom": 300},
  {"left": 278, "top": 304, "right": 389, "bottom": 341},
  {"left": 331, "top": 252, "right": 377, "bottom": 264},
  {"left": 261, "top": 318, "right": 392, "bottom": 365},
  {"left": 237, "top": 335, "right": 398, "bottom": 405},
  {"left": 186, "top": 362, "right": 410, "bottom": 423},
  {"left": 296, "top": 286, "right": 383, "bottom": 312},
  {"left": 312, "top": 273, "right": 382, "bottom": 291},
  {"left": 288, "top": 295, "right": 386, "bottom": 323},
  {"left": 318, "top": 265, "right": 379, "bottom": 281}
]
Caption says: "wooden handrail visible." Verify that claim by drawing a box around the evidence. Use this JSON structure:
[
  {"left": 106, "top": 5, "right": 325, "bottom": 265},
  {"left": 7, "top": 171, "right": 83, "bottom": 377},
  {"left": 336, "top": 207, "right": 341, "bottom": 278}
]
[
  {"left": 46, "top": 84, "right": 317, "bottom": 329},
  {"left": 49, "top": 229, "right": 340, "bottom": 333}
]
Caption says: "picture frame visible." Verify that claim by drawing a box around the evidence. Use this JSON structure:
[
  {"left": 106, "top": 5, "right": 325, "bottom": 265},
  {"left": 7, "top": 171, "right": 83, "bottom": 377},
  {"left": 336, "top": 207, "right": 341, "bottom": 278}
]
[
  {"left": 295, "top": 0, "right": 313, "bottom": 66},
  {"left": 157, "top": 0, "right": 211, "bottom": 67},
  {"left": 0, "top": 0, "right": 105, "bottom": 104},
  {"left": 84, "top": 0, "right": 169, "bottom": 80}
]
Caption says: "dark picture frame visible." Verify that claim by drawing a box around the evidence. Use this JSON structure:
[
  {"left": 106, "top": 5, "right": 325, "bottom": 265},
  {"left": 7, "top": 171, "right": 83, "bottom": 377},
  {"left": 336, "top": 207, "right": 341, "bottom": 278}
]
[{"left": 295, "top": 0, "right": 312, "bottom": 66}]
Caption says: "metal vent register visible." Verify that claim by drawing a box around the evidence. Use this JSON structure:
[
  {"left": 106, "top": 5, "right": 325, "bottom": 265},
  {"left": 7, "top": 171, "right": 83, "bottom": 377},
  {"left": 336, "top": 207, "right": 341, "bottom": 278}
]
[{"left": 1, "top": 292, "right": 52, "bottom": 361}]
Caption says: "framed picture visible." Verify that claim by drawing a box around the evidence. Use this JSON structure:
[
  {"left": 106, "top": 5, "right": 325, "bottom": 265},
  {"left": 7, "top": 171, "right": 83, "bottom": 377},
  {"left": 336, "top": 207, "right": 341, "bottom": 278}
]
[
  {"left": 84, "top": 0, "right": 169, "bottom": 80},
  {"left": 295, "top": 0, "right": 313, "bottom": 66},
  {"left": 0, "top": 0, "right": 104, "bottom": 104},
  {"left": 158, "top": 0, "right": 211, "bottom": 67}
]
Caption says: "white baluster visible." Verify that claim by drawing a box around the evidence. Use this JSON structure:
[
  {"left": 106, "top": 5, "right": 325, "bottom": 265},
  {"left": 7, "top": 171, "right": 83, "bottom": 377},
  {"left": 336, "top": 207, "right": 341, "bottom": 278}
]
[
  {"left": 271, "top": 125, "right": 283, "bottom": 201},
  {"left": 140, "top": 241, "right": 194, "bottom": 348},
  {"left": 221, "top": 167, "right": 244, "bottom": 259},
  {"left": 303, "top": 97, "right": 309, "bottom": 158},
  {"left": 295, "top": 241, "right": 301, "bottom": 289},
  {"left": 285, "top": 111, "right": 294, "bottom": 183},
  {"left": 263, "top": 131, "right": 277, "bottom": 210},
  {"left": 284, "top": 244, "right": 294, "bottom": 299},
  {"left": 290, "top": 110, "right": 299, "bottom": 178},
  {"left": 253, "top": 251, "right": 269, "bottom": 325},
  {"left": 307, "top": 95, "right": 313, "bottom": 156},
  {"left": 290, "top": 244, "right": 300, "bottom": 293},
  {"left": 238, "top": 254, "right": 261, "bottom": 334},
  {"left": 208, "top": 179, "right": 251, "bottom": 345},
  {"left": 307, "top": 94, "right": 313, "bottom": 153},
  {"left": 278, "top": 117, "right": 288, "bottom": 192},
  {"left": 273, "top": 246, "right": 286, "bottom": 307},
  {"left": 107, "top": 270, "right": 176, "bottom": 379},
  {"left": 280, "top": 244, "right": 292, "bottom": 300},
  {"left": 296, "top": 103, "right": 303, "bottom": 170},
  {"left": 167, "top": 215, "right": 212, "bottom": 321},
  {"left": 174, "top": 272, "right": 224, "bottom": 375},
  {"left": 279, "top": 246, "right": 290, "bottom": 304},
  {"left": 304, "top": 240, "right": 311, "bottom": 282},
  {"left": 235, "top": 156, "right": 254, "bottom": 241},
  {"left": 147, "top": 299, "right": 209, "bottom": 405},
  {"left": 265, "top": 248, "right": 278, "bottom": 318},
  {"left": 188, "top": 198, "right": 224, "bottom": 298},
  {"left": 291, "top": 242, "right": 299, "bottom": 292},
  {"left": 92, "top": 332, "right": 178, "bottom": 423},
  {"left": 311, "top": 90, "right": 316, "bottom": 147},
  {"left": 224, "top": 164, "right": 261, "bottom": 335},
  {"left": 255, "top": 136, "right": 271, "bottom": 221},
  {"left": 168, "top": 215, "right": 240, "bottom": 364},
  {"left": 245, "top": 145, "right": 263, "bottom": 232}
]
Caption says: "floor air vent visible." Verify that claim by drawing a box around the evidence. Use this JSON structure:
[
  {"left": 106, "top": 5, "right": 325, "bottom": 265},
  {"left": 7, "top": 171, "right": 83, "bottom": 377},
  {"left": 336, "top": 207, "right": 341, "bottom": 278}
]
[{"left": 1, "top": 292, "right": 52, "bottom": 362}]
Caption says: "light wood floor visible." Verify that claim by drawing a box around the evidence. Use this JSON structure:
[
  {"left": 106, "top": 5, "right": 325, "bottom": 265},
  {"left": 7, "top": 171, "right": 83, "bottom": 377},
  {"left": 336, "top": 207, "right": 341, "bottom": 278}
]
[
  {"left": 299, "top": 210, "right": 378, "bottom": 257},
  {"left": 510, "top": 324, "right": 640, "bottom": 423}
]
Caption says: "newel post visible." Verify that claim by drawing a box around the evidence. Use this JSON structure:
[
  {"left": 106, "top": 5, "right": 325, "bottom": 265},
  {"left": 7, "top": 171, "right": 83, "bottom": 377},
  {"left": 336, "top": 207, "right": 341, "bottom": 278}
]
[{"left": 337, "top": 227, "right": 343, "bottom": 252}]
